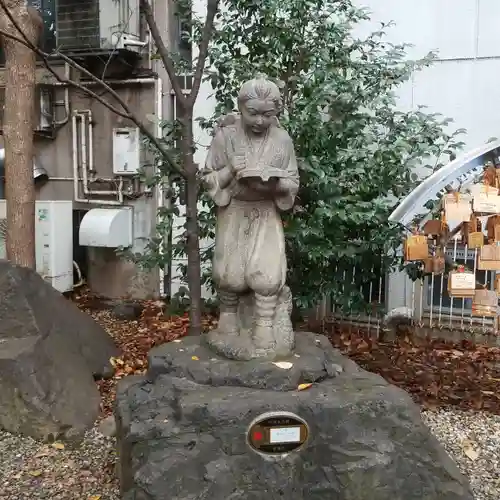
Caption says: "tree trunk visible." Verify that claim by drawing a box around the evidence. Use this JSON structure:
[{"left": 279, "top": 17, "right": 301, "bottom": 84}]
[
  {"left": 178, "top": 118, "right": 202, "bottom": 335},
  {"left": 0, "top": 3, "right": 42, "bottom": 268}
]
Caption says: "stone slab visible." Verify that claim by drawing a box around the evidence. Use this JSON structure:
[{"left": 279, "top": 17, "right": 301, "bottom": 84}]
[
  {"left": 148, "top": 332, "right": 347, "bottom": 391},
  {"left": 115, "top": 333, "right": 473, "bottom": 500}
]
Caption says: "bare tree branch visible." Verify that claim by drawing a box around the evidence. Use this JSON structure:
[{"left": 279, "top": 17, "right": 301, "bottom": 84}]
[
  {"left": 0, "top": 0, "right": 184, "bottom": 177},
  {"left": 139, "top": 0, "right": 188, "bottom": 109},
  {"left": 0, "top": 30, "right": 132, "bottom": 121},
  {"left": 187, "top": 0, "right": 219, "bottom": 107}
]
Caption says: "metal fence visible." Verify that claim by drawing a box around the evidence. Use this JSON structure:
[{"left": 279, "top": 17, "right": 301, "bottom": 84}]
[
  {"left": 314, "top": 265, "right": 386, "bottom": 338},
  {"left": 317, "top": 240, "right": 499, "bottom": 345}
]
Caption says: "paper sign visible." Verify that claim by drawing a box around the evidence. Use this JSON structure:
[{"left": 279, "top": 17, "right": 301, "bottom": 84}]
[
  {"left": 449, "top": 272, "right": 475, "bottom": 290},
  {"left": 473, "top": 195, "right": 500, "bottom": 214},
  {"left": 470, "top": 184, "right": 499, "bottom": 196},
  {"left": 269, "top": 427, "right": 302, "bottom": 444}
]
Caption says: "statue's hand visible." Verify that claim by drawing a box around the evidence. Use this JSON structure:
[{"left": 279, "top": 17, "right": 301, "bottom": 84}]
[
  {"left": 244, "top": 177, "right": 277, "bottom": 193},
  {"left": 275, "top": 177, "right": 295, "bottom": 194},
  {"left": 229, "top": 158, "right": 246, "bottom": 178}
]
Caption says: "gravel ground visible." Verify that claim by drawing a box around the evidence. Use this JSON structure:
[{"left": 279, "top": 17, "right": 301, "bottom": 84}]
[
  {"left": 422, "top": 409, "right": 500, "bottom": 500},
  {"left": 0, "top": 409, "right": 498, "bottom": 499},
  {"left": 0, "top": 426, "right": 118, "bottom": 500}
]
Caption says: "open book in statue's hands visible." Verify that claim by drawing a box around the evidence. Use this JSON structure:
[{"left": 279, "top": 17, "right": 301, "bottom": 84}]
[
  {"left": 238, "top": 167, "right": 288, "bottom": 182},
  {"left": 240, "top": 176, "right": 288, "bottom": 195},
  {"left": 230, "top": 155, "right": 287, "bottom": 182}
]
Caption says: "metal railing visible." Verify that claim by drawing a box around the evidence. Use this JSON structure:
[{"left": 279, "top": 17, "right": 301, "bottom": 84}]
[
  {"left": 317, "top": 242, "right": 499, "bottom": 344},
  {"left": 314, "top": 264, "right": 386, "bottom": 338}
]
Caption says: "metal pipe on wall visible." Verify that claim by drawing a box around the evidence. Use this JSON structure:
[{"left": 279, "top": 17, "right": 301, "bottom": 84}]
[
  {"left": 83, "top": 110, "right": 124, "bottom": 201},
  {"left": 155, "top": 76, "right": 170, "bottom": 296},
  {"left": 51, "top": 78, "right": 156, "bottom": 88},
  {"left": 52, "top": 62, "right": 70, "bottom": 127},
  {"left": 71, "top": 111, "right": 124, "bottom": 206},
  {"left": 77, "top": 111, "right": 116, "bottom": 194},
  {"left": 0, "top": 148, "right": 48, "bottom": 200}
]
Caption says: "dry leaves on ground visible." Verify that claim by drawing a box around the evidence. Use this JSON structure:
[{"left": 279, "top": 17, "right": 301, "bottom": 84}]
[
  {"left": 324, "top": 326, "right": 500, "bottom": 414},
  {"left": 73, "top": 291, "right": 500, "bottom": 416},
  {"left": 73, "top": 291, "right": 217, "bottom": 415}
]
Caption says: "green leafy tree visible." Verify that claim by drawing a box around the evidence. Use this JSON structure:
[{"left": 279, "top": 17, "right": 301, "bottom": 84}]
[{"left": 195, "top": 0, "right": 464, "bottom": 314}]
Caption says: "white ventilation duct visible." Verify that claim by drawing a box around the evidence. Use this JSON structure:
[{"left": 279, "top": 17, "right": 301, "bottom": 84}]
[{"left": 0, "top": 147, "right": 49, "bottom": 185}]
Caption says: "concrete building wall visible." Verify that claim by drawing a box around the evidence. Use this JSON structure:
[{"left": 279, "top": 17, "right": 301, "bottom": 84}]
[
  {"left": 357, "top": 0, "right": 500, "bottom": 151},
  {"left": 0, "top": 0, "right": 175, "bottom": 299}
]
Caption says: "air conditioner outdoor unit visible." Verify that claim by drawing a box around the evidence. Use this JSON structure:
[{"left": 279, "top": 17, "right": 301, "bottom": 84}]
[
  {"left": 0, "top": 200, "right": 74, "bottom": 293},
  {"left": 56, "top": 0, "right": 143, "bottom": 52}
]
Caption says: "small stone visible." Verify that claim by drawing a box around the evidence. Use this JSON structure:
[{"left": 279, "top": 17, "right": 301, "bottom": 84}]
[
  {"left": 111, "top": 302, "right": 143, "bottom": 321},
  {"left": 98, "top": 416, "right": 116, "bottom": 438}
]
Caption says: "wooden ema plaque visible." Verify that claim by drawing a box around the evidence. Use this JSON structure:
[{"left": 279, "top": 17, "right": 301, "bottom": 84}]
[
  {"left": 472, "top": 289, "right": 498, "bottom": 317},
  {"left": 471, "top": 184, "right": 500, "bottom": 214},
  {"left": 448, "top": 269, "right": 475, "bottom": 297},
  {"left": 442, "top": 193, "right": 472, "bottom": 222},
  {"left": 247, "top": 412, "right": 309, "bottom": 455}
]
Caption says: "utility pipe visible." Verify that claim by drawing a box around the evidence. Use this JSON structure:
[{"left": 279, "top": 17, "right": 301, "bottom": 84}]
[
  {"left": 76, "top": 111, "right": 122, "bottom": 197},
  {"left": 80, "top": 111, "right": 88, "bottom": 191},
  {"left": 155, "top": 75, "right": 168, "bottom": 295},
  {"left": 71, "top": 112, "right": 123, "bottom": 206},
  {"left": 84, "top": 110, "right": 124, "bottom": 201},
  {"left": 49, "top": 176, "right": 116, "bottom": 182},
  {"left": 83, "top": 111, "right": 117, "bottom": 192},
  {"left": 72, "top": 112, "right": 79, "bottom": 201},
  {"left": 51, "top": 78, "right": 156, "bottom": 87},
  {"left": 149, "top": 0, "right": 154, "bottom": 71},
  {"left": 52, "top": 62, "right": 70, "bottom": 127}
]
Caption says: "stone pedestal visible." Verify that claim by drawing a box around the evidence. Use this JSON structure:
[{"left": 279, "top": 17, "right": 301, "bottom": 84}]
[{"left": 115, "top": 333, "right": 473, "bottom": 500}]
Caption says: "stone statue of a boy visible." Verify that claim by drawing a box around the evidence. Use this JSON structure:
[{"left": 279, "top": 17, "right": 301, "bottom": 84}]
[{"left": 203, "top": 75, "right": 299, "bottom": 360}]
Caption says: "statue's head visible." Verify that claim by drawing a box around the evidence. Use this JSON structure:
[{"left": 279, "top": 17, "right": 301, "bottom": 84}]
[{"left": 237, "top": 74, "right": 281, "bottom": 136}]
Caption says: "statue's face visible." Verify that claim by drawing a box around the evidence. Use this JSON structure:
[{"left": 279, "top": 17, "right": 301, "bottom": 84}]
[{"left": 240, "top": 98, "right": 277, "bottom": 136}]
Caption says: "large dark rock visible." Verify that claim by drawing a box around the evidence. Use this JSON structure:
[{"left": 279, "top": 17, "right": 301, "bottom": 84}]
[
  {"left": 0, "top": 261, "right": 119, "bottom": 441},
  {"left": 115, "top": 333, "right": 473, "bottom": 500}
]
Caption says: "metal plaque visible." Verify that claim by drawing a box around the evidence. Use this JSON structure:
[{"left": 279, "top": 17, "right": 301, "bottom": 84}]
[{"left": 247, "top": 411, "right": 309, "bottom": 455}]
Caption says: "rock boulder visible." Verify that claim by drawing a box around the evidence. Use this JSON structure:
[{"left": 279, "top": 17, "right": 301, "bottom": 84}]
[
  {"left": 115, "top": 332, "right": 473, "bottom": 500},
  {"left": 0, "top": 260, "right": 119, "bottom": 440}
]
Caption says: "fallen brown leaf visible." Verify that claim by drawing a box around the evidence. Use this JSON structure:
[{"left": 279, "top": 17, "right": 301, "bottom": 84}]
[
  {"left": 73, "top": 289, "right": 500, "bottom": 418},
  {"left": 321, "top": 323, "right": 500, "bottom": 415},
  {"left": 73, "top": 290, "right": 214, "bottom": 416}
]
